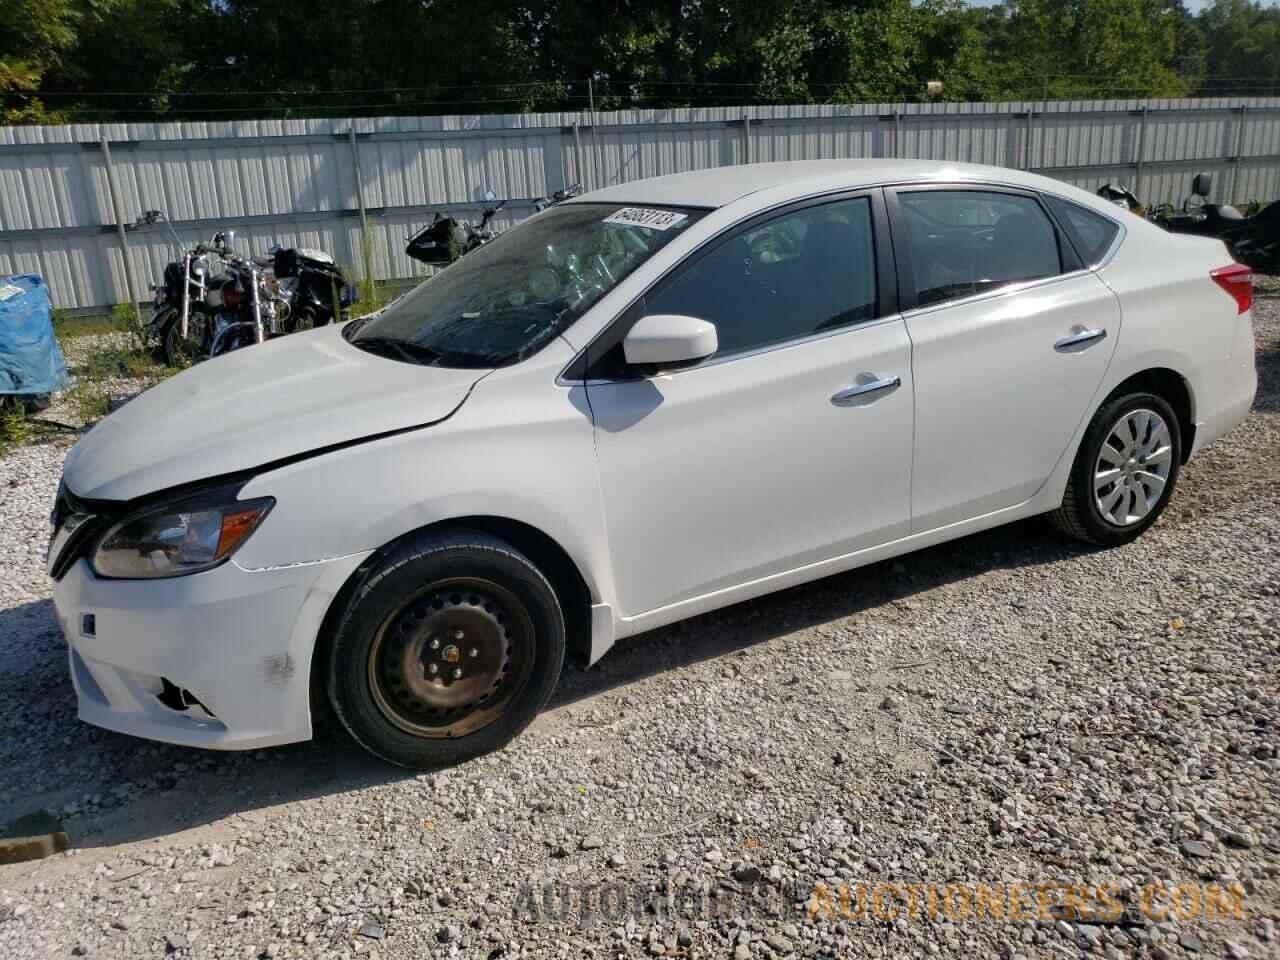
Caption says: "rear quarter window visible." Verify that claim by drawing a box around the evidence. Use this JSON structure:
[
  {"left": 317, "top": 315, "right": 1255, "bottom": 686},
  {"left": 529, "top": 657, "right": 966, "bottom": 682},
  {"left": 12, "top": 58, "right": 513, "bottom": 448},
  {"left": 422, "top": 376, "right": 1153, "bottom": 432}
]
[{"left": 1045, "top": 197, "right": 1121, "bottom": 266}]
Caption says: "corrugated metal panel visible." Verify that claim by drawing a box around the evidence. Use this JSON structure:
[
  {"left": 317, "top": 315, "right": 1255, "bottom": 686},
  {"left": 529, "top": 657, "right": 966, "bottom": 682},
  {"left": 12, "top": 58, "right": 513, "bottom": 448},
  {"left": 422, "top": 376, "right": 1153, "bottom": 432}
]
[{"left": 2, "top": 97, "right": 1279, "bottom": 310}]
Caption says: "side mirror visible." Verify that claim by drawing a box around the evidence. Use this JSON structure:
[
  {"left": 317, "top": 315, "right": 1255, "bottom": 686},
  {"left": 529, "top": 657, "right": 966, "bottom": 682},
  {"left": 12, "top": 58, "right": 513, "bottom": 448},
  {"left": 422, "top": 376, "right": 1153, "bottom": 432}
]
[
  {"left": 1191, "top": 172, "right": 1212, "bottom": 198},
  {"left": 483, "top": 189, "right": 497, "bottom": 202},
  {"left": 622, "top": 314, "right": 718, "bottom": 368}
]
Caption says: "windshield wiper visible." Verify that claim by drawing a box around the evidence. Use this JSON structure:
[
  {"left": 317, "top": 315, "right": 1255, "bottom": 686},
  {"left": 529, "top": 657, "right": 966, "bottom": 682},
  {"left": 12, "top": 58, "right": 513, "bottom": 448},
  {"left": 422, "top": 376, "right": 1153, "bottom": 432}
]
[
  {"left": 342, "top": 315, "right": 373, "bottom": 339},
  {"left": 350, "top": 336, "right": 442, "bottom": 365}
]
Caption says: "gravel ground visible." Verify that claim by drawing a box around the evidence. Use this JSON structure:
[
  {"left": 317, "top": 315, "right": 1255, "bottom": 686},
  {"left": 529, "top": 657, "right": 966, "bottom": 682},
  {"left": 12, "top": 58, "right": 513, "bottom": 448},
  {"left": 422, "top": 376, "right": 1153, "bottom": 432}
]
[{"left": 1, "top": 300, "right": 1277, "bottom": 960}]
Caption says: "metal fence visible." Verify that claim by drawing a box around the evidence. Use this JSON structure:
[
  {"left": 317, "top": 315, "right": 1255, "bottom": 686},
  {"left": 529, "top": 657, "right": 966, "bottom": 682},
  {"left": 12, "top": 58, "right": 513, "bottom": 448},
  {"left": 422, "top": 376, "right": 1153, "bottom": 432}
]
[{"left": 2, "top": 97, "right": 1279, "bottom": 312}]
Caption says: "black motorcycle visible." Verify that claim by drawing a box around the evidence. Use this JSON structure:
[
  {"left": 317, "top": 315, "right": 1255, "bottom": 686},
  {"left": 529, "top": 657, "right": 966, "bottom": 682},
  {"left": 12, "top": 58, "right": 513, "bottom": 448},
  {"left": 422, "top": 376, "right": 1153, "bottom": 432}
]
[
  {"left": 405, "top": 184, "right": 582, "bottom": 267},
  {"left": 1130, "top": 174, "right": 1279, "bottom": 274},
  {"left": 270, "top": 245, "right": 352, "bottom": 331}
]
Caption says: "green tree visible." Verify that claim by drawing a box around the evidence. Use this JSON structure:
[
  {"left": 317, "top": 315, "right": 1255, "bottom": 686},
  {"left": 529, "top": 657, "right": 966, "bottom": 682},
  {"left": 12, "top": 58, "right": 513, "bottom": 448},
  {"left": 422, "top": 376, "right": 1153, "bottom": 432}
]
[
  {"left": 988, "top": 0, "right": 1189, "bottom": 99},
  {"left": 0, "top": 0, "right": 82, "bottom": 122},
  {"left": 1197, "top": 0, "right": 1280, "bottom": 94}
]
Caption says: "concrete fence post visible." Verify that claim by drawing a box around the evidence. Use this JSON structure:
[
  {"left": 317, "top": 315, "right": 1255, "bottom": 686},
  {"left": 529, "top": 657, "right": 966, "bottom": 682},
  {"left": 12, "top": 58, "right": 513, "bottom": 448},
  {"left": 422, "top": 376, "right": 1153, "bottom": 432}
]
[
  {"left": 99, "top": 134, "right": 141, "bottom": 325},
  {"left": 1134, "top": 106, "right": 1148, "bottom": 200},
  {"left": 572, "top": 122, "right": 585, "bottom": 187},
  {"left": 348, "top": 126, "right": 372, "bottom": 285},
  {"left": 1230, "top": 104, "right": 1249, "bottom": 203}
]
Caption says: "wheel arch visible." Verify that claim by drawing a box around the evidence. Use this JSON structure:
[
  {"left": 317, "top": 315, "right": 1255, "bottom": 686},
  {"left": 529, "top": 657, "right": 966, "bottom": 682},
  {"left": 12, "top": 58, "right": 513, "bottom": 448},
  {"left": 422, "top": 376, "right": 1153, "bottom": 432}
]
[
  {"left": 308, "top": 516, "right": 594, "bottom": 722},
  {"left": 1105, "top": 367, "right": 1196, "bottom": 462}
]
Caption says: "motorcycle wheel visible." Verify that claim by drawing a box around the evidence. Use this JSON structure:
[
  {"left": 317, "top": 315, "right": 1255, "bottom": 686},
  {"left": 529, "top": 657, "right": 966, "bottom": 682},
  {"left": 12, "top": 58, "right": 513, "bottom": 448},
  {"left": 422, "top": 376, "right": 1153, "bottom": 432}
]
[
  {"left": 290, "top": 306, "right": 318, "bottom": 333},
  {"left": 147, "top": 308, "right": 175, "bottom": 363},
  {"left": 161, "top": 316, "right": 202, "bottom": 368}
]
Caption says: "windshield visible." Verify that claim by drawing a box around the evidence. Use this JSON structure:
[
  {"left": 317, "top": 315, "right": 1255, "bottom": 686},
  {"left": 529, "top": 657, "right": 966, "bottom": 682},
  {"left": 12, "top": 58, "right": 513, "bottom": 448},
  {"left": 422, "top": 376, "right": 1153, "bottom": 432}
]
[{"left": 348, "top": 202, "right": 706, "bottom": 367}]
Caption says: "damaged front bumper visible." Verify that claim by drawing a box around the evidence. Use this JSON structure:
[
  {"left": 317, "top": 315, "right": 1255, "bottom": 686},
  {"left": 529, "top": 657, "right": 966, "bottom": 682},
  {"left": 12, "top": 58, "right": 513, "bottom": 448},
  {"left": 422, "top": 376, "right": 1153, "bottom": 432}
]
[{"left": 51, "top": 551, "right": 369, "bottom": 750}]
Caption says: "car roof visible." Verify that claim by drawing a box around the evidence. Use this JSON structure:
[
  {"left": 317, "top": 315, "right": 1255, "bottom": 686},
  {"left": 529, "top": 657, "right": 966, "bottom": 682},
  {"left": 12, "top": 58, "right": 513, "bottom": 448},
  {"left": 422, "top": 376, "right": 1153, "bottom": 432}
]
[{"left": 570, "top": 159, "right": 1074, "bottom": 210}]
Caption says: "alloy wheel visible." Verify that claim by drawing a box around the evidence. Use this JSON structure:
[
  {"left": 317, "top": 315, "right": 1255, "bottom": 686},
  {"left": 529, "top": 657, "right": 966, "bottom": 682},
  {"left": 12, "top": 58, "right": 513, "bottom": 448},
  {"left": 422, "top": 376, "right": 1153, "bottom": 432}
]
[{"left": 1093, "top": 407, "right": 1173, "bottom": 527}]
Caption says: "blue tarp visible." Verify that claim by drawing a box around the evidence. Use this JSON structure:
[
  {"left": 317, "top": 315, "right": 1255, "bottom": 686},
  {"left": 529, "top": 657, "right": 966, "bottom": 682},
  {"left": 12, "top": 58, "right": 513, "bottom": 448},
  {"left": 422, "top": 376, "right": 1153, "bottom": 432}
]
[{"left": 0, "top": 274, "right": 70, "bottom": 397}]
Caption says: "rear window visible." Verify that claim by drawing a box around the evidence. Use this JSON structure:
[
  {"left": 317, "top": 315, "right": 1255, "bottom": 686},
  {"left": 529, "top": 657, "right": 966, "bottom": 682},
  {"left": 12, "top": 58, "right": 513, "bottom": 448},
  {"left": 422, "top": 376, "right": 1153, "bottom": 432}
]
[
  {"left": 898, "top": 190, "right": 1063, "bottom": 308},
  {"left": 1045, "top": 197, "right": 1121, "bottom": 266}
]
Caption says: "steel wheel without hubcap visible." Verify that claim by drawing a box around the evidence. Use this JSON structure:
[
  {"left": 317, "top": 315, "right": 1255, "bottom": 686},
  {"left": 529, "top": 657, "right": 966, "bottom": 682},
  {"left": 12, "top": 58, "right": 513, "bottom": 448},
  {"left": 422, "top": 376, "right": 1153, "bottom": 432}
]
[
  {"left": 1093, "top": 407, "right": 1173, "bottom": 527},
  {"left": 367, "top": 577, "right": 536, "bottom": 739}
]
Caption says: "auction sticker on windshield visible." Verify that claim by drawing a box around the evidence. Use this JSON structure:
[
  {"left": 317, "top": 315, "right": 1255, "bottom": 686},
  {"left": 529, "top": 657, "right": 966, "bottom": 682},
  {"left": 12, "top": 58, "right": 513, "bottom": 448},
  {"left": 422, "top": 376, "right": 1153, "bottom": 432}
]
[{"left": 602, "top": 207, "right": 689, "bottom": 230}]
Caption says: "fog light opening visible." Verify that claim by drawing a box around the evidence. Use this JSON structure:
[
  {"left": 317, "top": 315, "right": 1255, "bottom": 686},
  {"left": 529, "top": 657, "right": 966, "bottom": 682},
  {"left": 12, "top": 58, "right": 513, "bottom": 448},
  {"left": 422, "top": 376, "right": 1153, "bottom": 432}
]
[{"left": 157, "top": 678, "right": 218, "bottom": 719}]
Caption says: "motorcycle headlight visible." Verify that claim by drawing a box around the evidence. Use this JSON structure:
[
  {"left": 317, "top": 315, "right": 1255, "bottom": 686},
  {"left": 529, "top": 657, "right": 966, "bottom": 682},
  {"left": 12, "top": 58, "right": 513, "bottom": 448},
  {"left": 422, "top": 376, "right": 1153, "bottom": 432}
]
[{"left": 91, "top": 484, "right": 274, "bottom": 579}]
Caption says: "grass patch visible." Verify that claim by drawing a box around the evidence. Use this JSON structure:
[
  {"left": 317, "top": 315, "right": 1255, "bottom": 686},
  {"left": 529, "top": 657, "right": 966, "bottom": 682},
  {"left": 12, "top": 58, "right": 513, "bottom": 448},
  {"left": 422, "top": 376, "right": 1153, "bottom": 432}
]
[{"left": 52, "top": 308, "right": 118, "bottom": 340}]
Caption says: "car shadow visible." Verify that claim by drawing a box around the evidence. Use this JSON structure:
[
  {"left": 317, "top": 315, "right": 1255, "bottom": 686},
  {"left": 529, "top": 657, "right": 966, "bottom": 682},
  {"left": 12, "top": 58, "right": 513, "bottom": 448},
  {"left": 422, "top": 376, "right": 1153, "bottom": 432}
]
[
  {"left": 0, "top": 515, "right": 1087, "bottom": 855},
  {"left": 548, "top": 516, "right": 1086, "bottom": 708}
]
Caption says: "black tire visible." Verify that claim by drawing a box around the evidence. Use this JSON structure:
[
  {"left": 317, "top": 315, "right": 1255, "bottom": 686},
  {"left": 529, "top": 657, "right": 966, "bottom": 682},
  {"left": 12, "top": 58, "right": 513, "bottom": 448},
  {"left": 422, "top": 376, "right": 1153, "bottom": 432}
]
[
  {"left": 327, "top": 530, "right": 565, "bottom": 769},
  {"left": 1048, "top": 391, "right": 1182, "bottom": 546},
  {"left": 161, "top": 315, "right": 201, "bottom": 368},
  {"left": 147, "top": 308, "right": 176, "bottom": 363},
  {"left": 285, "top": 306, "right": 317, "bottom": 334}
]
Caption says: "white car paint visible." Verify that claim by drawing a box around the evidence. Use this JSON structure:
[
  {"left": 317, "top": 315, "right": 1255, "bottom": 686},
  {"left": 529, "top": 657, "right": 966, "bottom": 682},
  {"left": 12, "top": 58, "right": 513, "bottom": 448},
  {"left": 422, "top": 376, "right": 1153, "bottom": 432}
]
[
  {"left": 905, "top": 270, "right": 1122, "bottom": 531},
  {"left": 50, "top": 159, "right": 1257, "bottom": 751},
  {"left": 63, "top": 322, "right": 484, "bottom": 500}
]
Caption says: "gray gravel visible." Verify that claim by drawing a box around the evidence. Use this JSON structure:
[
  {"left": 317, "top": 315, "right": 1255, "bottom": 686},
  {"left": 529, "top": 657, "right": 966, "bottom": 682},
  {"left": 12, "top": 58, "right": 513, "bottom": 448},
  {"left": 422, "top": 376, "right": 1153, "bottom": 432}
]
[{"left": 1, "top": 300, "right": 1277, "bottom": 959}]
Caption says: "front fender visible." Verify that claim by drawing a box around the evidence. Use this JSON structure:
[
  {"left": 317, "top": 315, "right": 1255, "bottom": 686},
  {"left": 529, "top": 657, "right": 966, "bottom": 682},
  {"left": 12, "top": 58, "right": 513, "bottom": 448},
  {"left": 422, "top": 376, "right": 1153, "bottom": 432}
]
[{"left": 232, "top": 361, "right": 615, "bottom": 618}]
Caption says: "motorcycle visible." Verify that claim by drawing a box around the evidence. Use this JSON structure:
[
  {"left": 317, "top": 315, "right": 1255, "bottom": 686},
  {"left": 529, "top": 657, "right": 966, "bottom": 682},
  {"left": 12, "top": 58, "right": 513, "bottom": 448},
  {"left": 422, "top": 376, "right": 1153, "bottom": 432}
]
[
  {"left": 405, "top": 184, "right": 582, "bottom": 268},
  {"left": 1096, "top": 182, "right": 1144, "bottom": 215},
  {"left": 1099, "top": 175, "right": 1280, "bottom": 274},
  {"left": 270, "top": 244, "right": 352, "bottom": 331},
  {"left": 133, "top": 211, "right": 351, "bottom": 366},
  {"left": 533, "top": 183, "right": 583, "bottom": 212}
]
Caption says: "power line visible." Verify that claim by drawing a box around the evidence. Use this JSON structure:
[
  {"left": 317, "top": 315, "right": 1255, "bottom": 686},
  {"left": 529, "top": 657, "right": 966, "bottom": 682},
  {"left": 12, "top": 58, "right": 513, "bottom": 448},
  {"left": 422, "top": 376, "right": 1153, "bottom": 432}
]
[
  {"left": 20, "top": 80, "right": 581, "bottom": 99},
  {"left": 11, "top": 72, "right": 1279, "bottom": 101}
]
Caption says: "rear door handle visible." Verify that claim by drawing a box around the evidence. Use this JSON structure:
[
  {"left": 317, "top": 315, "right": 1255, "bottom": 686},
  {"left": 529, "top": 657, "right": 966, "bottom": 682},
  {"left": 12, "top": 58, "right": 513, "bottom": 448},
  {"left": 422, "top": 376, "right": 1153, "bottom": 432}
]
[
  {"left": 1054, "top": 328, "right": 1107, "bottom": 352},
  {"left": 831, "top": 375, "right": 901, "bottom": 406}
]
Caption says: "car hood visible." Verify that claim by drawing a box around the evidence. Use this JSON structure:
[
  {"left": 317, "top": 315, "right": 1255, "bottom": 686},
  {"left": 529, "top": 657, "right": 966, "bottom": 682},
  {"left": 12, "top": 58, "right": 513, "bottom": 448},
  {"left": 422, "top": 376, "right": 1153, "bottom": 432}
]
[{"left": 63, "top": 324, "right": 488, "bottom": 501}]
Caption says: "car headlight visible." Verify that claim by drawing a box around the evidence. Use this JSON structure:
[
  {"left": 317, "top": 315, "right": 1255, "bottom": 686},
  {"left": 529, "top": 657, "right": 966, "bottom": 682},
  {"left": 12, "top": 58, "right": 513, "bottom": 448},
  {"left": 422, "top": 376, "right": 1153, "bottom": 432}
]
[{"left": 91, "top": 484, "right": 274, "bottom": 579}]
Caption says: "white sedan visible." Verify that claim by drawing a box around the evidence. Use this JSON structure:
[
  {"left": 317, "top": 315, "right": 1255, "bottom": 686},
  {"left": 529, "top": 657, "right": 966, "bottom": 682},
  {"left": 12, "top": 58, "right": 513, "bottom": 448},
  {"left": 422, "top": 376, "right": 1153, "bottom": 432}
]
[{"left": 50, "top": 160, "right": 1257, "bottom": 767}]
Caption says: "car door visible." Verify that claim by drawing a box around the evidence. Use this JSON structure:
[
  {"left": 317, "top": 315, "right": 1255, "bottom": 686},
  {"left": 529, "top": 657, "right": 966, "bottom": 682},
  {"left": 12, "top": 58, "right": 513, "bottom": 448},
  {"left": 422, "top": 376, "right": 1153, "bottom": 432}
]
[
  {"left": 578, "top": 192, "right": 915, "bottom": 618},
  {"left": 885, "top": 185, "right": 1122, "bottom": 532}
]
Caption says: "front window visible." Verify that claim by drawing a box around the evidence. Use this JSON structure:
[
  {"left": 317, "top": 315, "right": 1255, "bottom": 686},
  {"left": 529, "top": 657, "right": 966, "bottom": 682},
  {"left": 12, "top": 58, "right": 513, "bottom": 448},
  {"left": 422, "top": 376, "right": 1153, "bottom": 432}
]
[{"left": 347, "top": 203, "right": 705, "bottom": 367}]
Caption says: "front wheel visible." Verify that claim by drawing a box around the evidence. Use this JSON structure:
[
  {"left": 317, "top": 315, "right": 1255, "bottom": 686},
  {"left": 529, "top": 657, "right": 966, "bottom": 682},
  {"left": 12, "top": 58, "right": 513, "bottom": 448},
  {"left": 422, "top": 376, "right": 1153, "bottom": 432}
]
[
  {"left": 327, "top": 530, "right": 566, "bottom": 768},
  {"left": 1048, "top": 391, "right": 1182, "bottom": 546},
  {"left": 161, "top": 315, "right": 202, "bottom": 368}
]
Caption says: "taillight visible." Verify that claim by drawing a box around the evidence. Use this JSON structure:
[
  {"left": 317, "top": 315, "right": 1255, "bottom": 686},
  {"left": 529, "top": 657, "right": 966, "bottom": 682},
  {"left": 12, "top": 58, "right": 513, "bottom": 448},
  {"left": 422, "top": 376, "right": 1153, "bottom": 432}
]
[{"left": 1210, "top": 263, "right": 1253, "bottom": 314}]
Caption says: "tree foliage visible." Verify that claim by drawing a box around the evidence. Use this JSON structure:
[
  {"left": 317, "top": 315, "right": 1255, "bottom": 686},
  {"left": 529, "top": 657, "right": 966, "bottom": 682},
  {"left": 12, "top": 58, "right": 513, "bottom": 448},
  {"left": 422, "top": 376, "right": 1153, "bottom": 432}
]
[{"left": 2, "top": 0, "right": 1279, "bottom": 123}]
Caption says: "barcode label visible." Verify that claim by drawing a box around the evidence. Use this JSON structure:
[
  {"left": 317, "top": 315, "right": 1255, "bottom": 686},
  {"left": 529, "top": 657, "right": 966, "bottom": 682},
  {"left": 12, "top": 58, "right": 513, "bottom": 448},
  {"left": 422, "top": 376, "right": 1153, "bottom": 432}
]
[{"left": 601, "top": 208, "right": 688, "bottom": 231}]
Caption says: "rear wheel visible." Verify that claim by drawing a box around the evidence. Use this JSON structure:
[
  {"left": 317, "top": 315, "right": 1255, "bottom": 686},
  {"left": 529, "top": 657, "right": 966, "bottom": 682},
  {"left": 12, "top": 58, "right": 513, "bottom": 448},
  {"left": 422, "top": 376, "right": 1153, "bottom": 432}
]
[
  {"left": 1049, "top": 391, "right": 1181, "bottom": 546},
  {"left": 327, "top": 530, "right": 565, "bottom": 768}
]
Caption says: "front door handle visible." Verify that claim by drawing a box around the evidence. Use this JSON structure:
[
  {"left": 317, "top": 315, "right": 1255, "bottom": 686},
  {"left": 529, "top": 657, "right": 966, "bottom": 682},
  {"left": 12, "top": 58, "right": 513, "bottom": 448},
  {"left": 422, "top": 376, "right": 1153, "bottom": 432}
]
[
  {"left": 1054, "top": 327, "right": 1107, "bottom": 352},
  {"left": 831, "top": 375, "right": 901, "bottom": 406}
]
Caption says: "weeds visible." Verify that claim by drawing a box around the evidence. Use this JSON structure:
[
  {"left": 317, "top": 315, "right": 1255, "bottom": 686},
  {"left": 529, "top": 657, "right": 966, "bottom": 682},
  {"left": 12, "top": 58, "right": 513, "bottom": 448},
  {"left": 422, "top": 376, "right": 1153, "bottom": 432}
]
[
  {"left": 1, "top": 403, "right": 30, "bottom": 448},
  {"left": 112, "top": 302, "right": 151, "bottom": 352},
  {"left": 65, "top": 382, "right": 112, "bottom": 425},
  {"left": 0, "top": 399, "right": 72, "bottom": 455}
]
